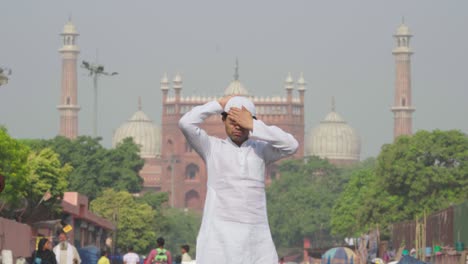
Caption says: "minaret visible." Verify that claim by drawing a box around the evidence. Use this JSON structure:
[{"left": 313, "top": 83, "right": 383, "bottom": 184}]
[
  {"left": 57, "top": 20, "right": 80, "bottom": 139},
  {"left": 173, "top": 73, "right": 182, "bottom": 114},
  {"left": 284, "top": 72, "right": 294, "bottom": 116},
  {"left": 391, "top": 21, "right": 415, "bottom": 139}
]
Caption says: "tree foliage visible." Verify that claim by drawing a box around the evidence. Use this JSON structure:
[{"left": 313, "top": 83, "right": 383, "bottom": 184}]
[
  {"left": 1, "top": 129, "right": 72, "bottom": 221},
  {"left": 267, "top": 157, "right": 348, "bottom": 248},
  {"left": 23, "top": 136, "right": 144, "bottom": 200},
  {"left": 157, "top": 208, "right": 202, "bottom": 259},
  {"left": 20, "top": 148, "right": 72, "bottom": 222},
  {"left": 376, "top": 130, "right": 468, "bottom": 220},
  {"left": 0, "top": 127, "right": 30, "bottom": 209},
  {"left": 331, "top": 130, "right": 468, "bottom": 237},
  {"left": 90, "top": 189, "right": 157, "bottom": 253}
]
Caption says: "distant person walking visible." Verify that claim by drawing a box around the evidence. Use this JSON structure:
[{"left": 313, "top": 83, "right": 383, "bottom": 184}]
[
  {"left": 180, "top": 245, "right": 192, "bottom": 263},
  {"left": 144, "top": 237, "right": 172, "bottom": 264},
  {"left": 34, "top": 238, "right": 57, "bottom": 264},
  {"left": 53, "top": 231, "right": 81, "bottom": 264},
  {"left": 97, "top": 250, "right": 110, "bottom": 264},
  {"left": 123, "top": 246, "right": 140, "bottom": 264}
]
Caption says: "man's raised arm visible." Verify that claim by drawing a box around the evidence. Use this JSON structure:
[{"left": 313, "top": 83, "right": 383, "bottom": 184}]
[
  {"left": 178, "top": 99, "right": 226, "bottom": 159},
  {"left": 250, "top": 119, "right": 299, "bottom": 163}
]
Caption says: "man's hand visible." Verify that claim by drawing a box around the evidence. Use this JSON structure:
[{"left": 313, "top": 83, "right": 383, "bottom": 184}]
[
  {"left": 218, "top": 96, "right": 233, "bottom": 109},
  {"left": 228, "top": 106, "right": 254, "bottom": 131}
]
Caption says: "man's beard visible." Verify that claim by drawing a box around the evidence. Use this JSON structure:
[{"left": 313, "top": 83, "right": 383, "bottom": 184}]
[{"left": 60, "top": 241, "right": 68, "bottom": 250}]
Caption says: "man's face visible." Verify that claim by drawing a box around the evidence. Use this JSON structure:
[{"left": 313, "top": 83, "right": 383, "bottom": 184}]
[
  {"left": 59, "top": 233, "right": 67, "bottom": 242},
  {"left": 223, "top": 115, "right": 249, "bottom": 145}
]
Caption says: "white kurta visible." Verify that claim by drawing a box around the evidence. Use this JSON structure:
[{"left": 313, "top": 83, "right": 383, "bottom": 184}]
[{"left": 179, "top": 101, "right": 299, "bottom": 264}]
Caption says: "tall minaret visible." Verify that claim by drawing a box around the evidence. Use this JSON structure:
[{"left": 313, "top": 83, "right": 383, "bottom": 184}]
[
  {"left": 57, "top": 20, "right": 80, "bottom": 139},
  {"left": 391, "top": 21, "right": 415, "bottom": 139}
]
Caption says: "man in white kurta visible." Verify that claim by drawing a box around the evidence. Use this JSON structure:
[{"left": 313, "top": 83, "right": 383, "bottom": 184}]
[
  {"left": 53, "top": 232, "right": 81, "bottom": 264},
  {"left": 179, "top": 96, "right": 298, "bottom": 264}
]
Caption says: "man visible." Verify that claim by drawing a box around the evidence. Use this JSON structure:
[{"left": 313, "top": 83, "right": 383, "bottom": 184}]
[
  {"left": 179, "top": 96, "right": 298, "bottom": 264},
  {"left": 53, "top": 231, "right": 81, "bottom": 264},
  {"left": 123, "top": 246, "right": 140, "bottom": 264},
  {"left": 97, "top": 250, "right": 110, "bottom": 264},
  {"left": 144, "top": 237, "right": 172, "bottom": 264},
  {"left": 180, "top": 245, "right": 192, "bottom": 263}
]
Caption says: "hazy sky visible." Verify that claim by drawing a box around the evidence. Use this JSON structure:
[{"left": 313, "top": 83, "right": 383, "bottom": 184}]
[{"left": 1, "top": 0, "right": 467, "bottom": 158}]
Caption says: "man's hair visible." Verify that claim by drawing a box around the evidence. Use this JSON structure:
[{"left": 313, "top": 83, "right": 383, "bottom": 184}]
[
  {"left": 181, "top": 244, "right": 190, "bottom": 253},
  {"left": 57, "top": 230, "right": 67, "bottom": 237},
  {"left": 128, "top": 245, "right": 134, "bottom": 251},
  {"left": 157, "top": 237, "right": 165, "bottom": 247},
  {"left": 101, "top": 250, "right": 107, "bottom": 257}
]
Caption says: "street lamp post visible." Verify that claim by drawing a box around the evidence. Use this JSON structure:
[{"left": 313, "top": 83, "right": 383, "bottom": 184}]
[{"left": 81, "top": 60, "right": 117, "bottom": 137}]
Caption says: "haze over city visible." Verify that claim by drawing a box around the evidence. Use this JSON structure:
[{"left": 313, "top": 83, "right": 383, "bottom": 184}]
[{"left": 1, "top": 0, "right": 467, "bottom": 158}]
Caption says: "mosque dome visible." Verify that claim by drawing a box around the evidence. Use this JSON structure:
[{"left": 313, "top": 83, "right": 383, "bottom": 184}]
[
  {"left": 224, "top": 59, "right": 249, "bottom": 96},
  {"left": 306, "top": 101, "right": 361, "bottom": 164},
  {"left": 224, "top": 80, "right": 249, "bottom": 96},
  {"left": 112, "top": 103, "right": 161, "bottom": 158}
]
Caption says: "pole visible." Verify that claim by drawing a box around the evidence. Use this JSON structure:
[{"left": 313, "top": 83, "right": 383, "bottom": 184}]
[{"left": 93, "top": 74, "right": 98, "bottom": 137}]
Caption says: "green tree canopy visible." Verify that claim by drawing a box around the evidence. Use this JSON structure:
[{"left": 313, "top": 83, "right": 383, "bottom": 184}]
[
  {"left": 21, "top": 148, "right": 72, "bottom": 222},
  {"left": 0, "top": 128, "right": 30, "bottom": 211},
  {"left": 90, "top": 189, "right": 157, "bottom": 253},
  {"left": 376, "top": 130, "right": 468, "bottom": 220},
  {"left": 331, "top": 130, "right": 468, "bottom": 237},
  {"left": 157, "top": 208, "right": 201, "bottom": 259},
  {"left": 267, "top": 157, "right": 348, "bottom": 248},
  {"left": 23, "top": 136, "right": 144, "bottom": 200}
]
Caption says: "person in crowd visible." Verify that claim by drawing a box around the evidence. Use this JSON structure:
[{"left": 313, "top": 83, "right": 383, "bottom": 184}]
[
  {"left": 123, "top": 246, "right": 140, "bottom": 264},
  {"left": 180, "top": 245, "right": 192, "bottom": 262},
  {"left": 97, "top": 250, "right": 110, "bottom": 264},
  {"left": 144, "top": 237, "right": 172, "bottom": 264},
  {"left": 53, "top": 231, "right": 81, "bottom": 264},
  {"left": 34, "top": 238, "right": 57, "bottom": 264}
]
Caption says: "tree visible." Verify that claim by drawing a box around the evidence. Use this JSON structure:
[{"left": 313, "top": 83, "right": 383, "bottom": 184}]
[
  {"left": 23, "top": 136, "right": 144, "bottom": 200},
  {"left": 267, "top": 157, "right": 347, "bottom": 248},
  {"left": 331, "top": 130, "right": 468, "bottom": 237},
  {"left": 330, "top": 162, "right": 403, "bottom": 237},
  {"left": 21, "top": 148, "right": 72, "bottom": 222},
  {"left": 0, "top": 127, "right": 30, "bottom": 212},
  {"left": 158, "top": 208, "right": 201, "bottom": 258},
  {"left": 90, "top": 189, "right": 157, "bottom": 253},
  {"left": 376, "top": 130, "right": 468, "bottom": 222}
]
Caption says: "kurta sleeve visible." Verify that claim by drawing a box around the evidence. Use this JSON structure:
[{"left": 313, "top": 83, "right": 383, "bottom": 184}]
[
  {"left": 178, "top": 101, "right": 224, "bottom": 160},
  {"left": 249, "top": 119, "right": 299, "bottom": 164}
]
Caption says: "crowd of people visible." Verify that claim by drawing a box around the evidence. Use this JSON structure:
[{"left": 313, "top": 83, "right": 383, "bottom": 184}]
[{"left": 32, "top": 232, "right": 192, "bottom": 264}]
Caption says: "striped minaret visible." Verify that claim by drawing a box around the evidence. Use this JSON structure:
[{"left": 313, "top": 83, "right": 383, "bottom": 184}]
[
  {"left": 57, "top": 19, "right": 80, "bottom": 139},
  {"left": 391, "top": 21, "right": 415, "bottom": 139}
]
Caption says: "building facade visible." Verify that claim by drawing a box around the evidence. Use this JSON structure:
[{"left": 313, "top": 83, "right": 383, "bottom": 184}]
[{"left": 114, "top": 66, "right": 306, "bottom": 209}]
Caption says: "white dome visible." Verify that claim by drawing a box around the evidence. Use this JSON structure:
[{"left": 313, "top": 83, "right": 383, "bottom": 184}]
[
  {"left": 224, "top": 80, "right": 249, "bottom": 96},
  {"left": 306, "top": 110, "right": 361, "bottom": 162},
  {"left": 112, "top": 110, "right": 161, "bottom": 158}
]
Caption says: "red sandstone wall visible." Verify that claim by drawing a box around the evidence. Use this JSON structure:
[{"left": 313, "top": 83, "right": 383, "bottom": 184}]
[{"left": 0, "top": 217, "right": 33, "bottom": 259}]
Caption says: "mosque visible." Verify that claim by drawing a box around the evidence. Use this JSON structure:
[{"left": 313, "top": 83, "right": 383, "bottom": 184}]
[{"left": 57, "top": 20, "right": 414, "bottom": 209}]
